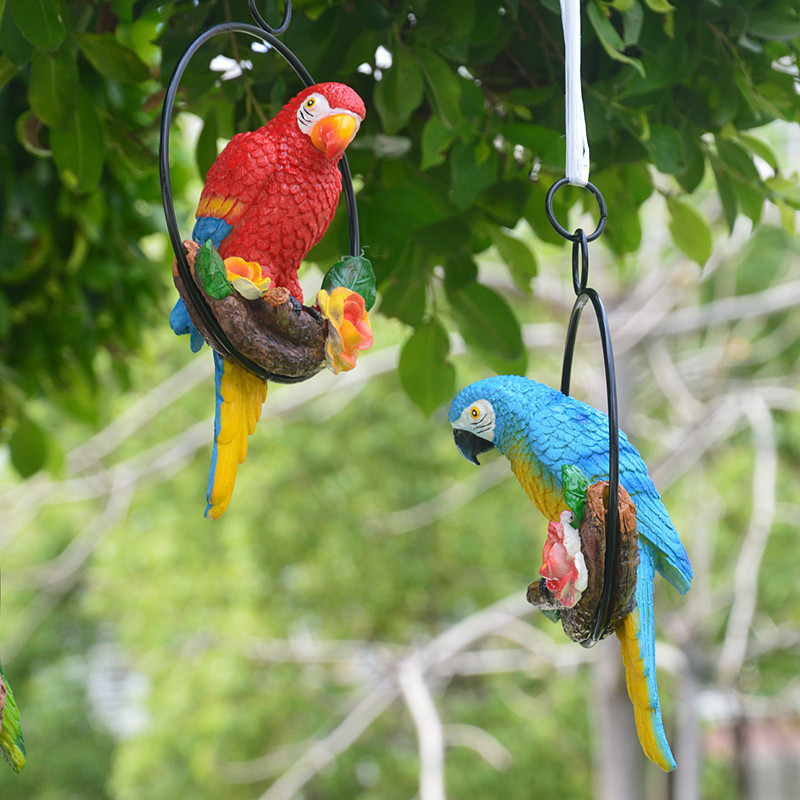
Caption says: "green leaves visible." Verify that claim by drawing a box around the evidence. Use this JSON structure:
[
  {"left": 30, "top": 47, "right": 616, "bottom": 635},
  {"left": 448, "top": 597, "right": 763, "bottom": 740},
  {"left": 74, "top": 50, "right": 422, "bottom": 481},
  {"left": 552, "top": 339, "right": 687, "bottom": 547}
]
[
  {"left": 420, "top": 116, "right": 455, "bottom": 170},
  {"left": 0, "top": 56, "right": 17, "bottom": 90},
  {"left": 195, "top": 241, "right": 234, "bottom": 300},
  {"left": 414, "top": 48, "right": 462, "bottom": 129},
  {"left": 489, "top": 227, "right": 538, "bottom": 292},
  {"left": 50, "top": 89, "right": 104, "bottom": 192},
  {"left": 646, "top": 124, "right": 685, "bottom": 175},
  {"left": 28, "top": 47, "right": 76, "bottom": 127},
  {"left": 374, "top": 42, "right": 424, "bottom": 134},
  {"left": 398, "top": 320, "right": 455, "bottom": 416},
  {"left": 9, "top": 413, "right": 49, "bottom": 478},
  {"left": 448, "top": 282, "right": 526, "bottom": 367},
  {"left": 666, "top": 196, "right": 712, "bottom": 265},
  {"left": 9, "top": 0, "right": 65, "bottom": 51},
  {"left": 587, "top": 2, "right": 645, "bottom": 77},
  {"left": 74, "top": 32, "right": 150, "bottom": 83}
]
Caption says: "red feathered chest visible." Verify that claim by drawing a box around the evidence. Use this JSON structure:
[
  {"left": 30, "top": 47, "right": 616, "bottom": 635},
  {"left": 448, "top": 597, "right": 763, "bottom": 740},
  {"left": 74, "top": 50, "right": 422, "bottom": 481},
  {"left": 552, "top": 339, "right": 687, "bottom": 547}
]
[{"left": 197, "top": 123, "right": 344, "bottom": 302}]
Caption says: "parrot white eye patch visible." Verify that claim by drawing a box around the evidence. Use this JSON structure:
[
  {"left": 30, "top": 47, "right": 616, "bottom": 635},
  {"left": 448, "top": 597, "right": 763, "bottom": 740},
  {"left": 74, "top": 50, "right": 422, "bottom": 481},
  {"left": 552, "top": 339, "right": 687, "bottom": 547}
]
[
  {"left": 297, "top": 93, "right": 330, "bottom": 132},
  {"left": 453, "top": 399, "right": 496, "bottom": 441},
  {"left": 296, "top": 93, "right": 362, "bottom": 136}
]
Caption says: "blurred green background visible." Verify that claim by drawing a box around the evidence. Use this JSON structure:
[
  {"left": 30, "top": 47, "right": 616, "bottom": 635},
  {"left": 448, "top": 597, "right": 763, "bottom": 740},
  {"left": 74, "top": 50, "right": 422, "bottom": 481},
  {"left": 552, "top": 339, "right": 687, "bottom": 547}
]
[{"left": 2, "top": 1, "right": 800, "bottom": 798}]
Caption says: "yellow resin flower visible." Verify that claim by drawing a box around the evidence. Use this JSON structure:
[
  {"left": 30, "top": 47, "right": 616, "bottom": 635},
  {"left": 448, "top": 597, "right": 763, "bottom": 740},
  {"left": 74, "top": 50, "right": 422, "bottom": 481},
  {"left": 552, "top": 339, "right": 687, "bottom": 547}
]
[
  {"left": 317, "top": 287, "right": 374, "bottom": 373},
  {"left": 223, "top": 256, "right": 271, "bottom": 299}
]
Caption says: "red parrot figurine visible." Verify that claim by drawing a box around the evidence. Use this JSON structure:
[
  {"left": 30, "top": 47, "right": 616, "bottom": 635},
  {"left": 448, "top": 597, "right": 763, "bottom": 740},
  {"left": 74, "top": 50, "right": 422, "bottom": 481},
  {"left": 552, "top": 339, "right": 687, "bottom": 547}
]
[{"left": 170, "top": 82, "right": 372, "bottom": 518}]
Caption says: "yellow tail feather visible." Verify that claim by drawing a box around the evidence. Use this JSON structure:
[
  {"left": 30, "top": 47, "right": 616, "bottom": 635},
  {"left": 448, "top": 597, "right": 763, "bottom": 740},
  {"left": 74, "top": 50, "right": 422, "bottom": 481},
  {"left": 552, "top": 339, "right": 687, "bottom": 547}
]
[
  {"left": 206, "top": 361, "right": 267, "bottom": 520},
  {"left": 617, "top": 612, "right": 675, "bottom": 771}
]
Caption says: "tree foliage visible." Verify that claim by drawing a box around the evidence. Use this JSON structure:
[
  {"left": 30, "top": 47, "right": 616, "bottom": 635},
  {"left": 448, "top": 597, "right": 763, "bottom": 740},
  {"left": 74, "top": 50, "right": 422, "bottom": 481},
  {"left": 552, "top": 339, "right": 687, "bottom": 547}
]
[
  {"left": 2, "top": 2, "right": 800, "bottom": 798},
  {"left": 2, "top": 0, "right": 800, "bottom": 479}
]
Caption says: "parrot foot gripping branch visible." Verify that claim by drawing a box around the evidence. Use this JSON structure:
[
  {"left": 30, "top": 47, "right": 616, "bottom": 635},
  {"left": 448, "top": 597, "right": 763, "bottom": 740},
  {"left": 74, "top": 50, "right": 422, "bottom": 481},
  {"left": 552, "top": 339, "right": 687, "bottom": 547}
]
[{"left": 159, "top": 1, "right": 375, "bottom": 519}]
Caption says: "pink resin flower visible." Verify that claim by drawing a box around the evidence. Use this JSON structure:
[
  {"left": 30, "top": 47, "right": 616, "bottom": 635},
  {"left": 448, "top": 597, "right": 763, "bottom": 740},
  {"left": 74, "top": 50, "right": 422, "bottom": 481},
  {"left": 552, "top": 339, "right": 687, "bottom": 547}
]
[{"left": 539, "top": 510, "right": 588, "bottom": 609}]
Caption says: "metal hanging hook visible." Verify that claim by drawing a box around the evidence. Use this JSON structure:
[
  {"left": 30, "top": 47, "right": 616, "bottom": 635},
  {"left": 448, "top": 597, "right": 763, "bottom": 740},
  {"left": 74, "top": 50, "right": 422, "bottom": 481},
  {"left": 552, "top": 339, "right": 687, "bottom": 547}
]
[
  {"left": 545, "top": 177, "right": 607, "bottom": 243},
  {"left": 545, "top": 177, "right": 619, "bottom": 647},
  {"left": 248, "top": 0, "right": 292, "bottom": 36}
]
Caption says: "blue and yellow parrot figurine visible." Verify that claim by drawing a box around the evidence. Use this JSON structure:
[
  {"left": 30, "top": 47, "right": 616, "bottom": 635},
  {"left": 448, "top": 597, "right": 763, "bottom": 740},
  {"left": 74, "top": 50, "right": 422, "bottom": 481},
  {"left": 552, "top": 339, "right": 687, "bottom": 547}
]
[{"left": 449, "top": 375, "right": 692, "bottom": 771}]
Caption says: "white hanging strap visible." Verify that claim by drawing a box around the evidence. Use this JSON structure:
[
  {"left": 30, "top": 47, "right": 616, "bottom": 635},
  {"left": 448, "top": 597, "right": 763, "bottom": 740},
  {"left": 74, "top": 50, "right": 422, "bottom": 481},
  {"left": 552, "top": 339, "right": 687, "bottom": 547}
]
[{"left": 560, "top": 0, "right": 590, "bottom": 185}]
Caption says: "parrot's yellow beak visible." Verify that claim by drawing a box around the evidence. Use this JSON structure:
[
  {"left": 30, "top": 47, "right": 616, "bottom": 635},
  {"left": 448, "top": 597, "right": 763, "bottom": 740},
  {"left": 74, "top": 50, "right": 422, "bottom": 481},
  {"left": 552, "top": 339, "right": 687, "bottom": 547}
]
[{"left": 311, "top": 113, "right": 359, "bottom": 160}]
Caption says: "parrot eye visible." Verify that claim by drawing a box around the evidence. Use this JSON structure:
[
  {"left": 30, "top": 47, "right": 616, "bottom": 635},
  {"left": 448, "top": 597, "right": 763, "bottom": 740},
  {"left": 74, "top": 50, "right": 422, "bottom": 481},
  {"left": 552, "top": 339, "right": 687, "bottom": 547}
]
[
  {"left": 453, "top": 398, "right": 495, "bottom": 441},
  {"left": 296, "top": 92, "right": 331, "bottom": 134}
]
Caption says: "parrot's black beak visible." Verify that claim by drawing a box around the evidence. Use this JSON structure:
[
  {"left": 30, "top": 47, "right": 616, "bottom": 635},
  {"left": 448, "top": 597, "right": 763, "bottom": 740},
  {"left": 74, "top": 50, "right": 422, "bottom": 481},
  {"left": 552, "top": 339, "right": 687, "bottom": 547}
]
[{"left": 453, "top": 428, "right": 495, "bottom": 465}]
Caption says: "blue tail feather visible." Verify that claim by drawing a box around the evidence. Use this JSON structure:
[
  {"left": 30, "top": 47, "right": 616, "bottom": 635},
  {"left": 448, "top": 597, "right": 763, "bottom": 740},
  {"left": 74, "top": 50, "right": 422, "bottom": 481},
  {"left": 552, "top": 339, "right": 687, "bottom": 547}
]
[
  {"left": 635, "top": 543, "right": 675, "bottom": 768},
  {"left": 169, "top": 298, "right": 205, "bottom": 352}
]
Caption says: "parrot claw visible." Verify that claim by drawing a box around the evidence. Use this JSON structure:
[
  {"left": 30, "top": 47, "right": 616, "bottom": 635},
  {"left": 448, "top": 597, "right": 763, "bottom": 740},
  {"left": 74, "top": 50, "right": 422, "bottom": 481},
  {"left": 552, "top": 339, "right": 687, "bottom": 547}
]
[
  {"left": 289, "top": 296, "right": 303, "bottom": 316},
  {"left": 307, "top": 305, "right": 323, "bottom": 323}
]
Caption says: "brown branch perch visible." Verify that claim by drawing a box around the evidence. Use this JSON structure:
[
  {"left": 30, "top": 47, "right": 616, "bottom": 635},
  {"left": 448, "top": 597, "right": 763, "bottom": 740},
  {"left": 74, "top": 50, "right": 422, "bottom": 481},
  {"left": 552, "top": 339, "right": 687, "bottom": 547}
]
[
  {"left": 527, "top": 481, "right": 639, "bottom": 643},
  {"left": 173, "top": 240, "right": 329, "bottom": 380}
]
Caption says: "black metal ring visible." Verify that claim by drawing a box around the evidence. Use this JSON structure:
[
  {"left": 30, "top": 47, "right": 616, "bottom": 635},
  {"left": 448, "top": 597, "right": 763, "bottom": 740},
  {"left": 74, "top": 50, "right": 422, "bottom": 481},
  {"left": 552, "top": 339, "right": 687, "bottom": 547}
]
[
  {"left": 159, "top": 18, "right": 360, "bottom": 383},
  {"left": 560, "top": 287, "right": 620, "bottom": 647},
  {"left": 545, "top": 178, "right": 607, "bottom": 243},
  {"left": 248, "top": 0, "right": 291, "bottom": 35}
]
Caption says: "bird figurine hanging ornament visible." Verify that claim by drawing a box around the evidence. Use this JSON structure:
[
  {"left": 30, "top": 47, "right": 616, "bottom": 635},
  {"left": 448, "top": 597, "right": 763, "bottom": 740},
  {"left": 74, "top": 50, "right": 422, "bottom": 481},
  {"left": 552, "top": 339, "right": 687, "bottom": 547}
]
[
  {"left": 160, "top": 9, "right": 376, "bottom": 520},
  {"left": 447, "top": 181, "right": 692, "bottom": 775},
  {"left": 449, "top": 376, "right": 692, "bottom": 772}
]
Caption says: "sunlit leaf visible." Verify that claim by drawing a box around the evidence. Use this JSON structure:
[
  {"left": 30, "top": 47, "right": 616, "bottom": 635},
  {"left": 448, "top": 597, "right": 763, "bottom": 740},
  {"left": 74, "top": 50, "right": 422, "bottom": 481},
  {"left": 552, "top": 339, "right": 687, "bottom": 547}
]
[
  {"left": 448, "top": 281, "right": 524, "bottom": 360},
  {"left": 647, "top": 124, "right": 685, "bottom": 175},
  {"left": 489, "top": 227, "right": 538, "bottom": 293},
  {"left": 75, "top": 32, "right": 151, "bottom": 83},
  {"left": 587, "top": 3, "right": 645, "bottom": 77},
  {"left": 50, "top": 89, "right": 105, "bottom": 192},
  {"left": 374, "top": 42, "right": 424, "bottom": 134},
  {"left": 15, "top": 110, "right": 50, "bottom": 156},
  {"left": 711, "top": 157, "right": 738, "bottom": 234},
  {"left": 9, "top": 413, "right": 49, "bottom": 478},
  {"left": 28, "top": 48, "right": 77, "bottom": 128},
  {"left": 747, "top": 12, "right": 800, "bottom": 41},
  {"left": 420, "top": 115, "right": 455, "bottom": 170},
  {"left": 0, "top": 5, "right": 34, "bottom": 65},
  {"left": 643, "top": 0, "right": 674, "bottom": 11},
  {"left": 666, "top": 195, "right": 712, "bottom": 265},
  {"left": 414, "top": 48, "right": 462, "bottom": 129},
  {"left": 0, "top": 54, "right": 17, "bottom": 90},
  {"left": 397, "top": 320, "right": 455, "bottom": 415}
]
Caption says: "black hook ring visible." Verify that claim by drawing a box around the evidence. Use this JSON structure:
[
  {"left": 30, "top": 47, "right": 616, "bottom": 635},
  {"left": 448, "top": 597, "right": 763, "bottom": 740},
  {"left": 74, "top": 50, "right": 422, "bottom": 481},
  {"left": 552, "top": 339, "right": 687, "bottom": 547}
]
[
  {"left": 560, "top": 288, "right": 620, "bottom": 646},
  {"left": 571, "top": 228, "right": 589, "bottom": 295},
  {"left": 159, "top": 19, "right": 360, "bottom": 383},
  {"left": 248, "top": 0, "right": 291, "bottom": 35},
  {"left": 546, "top": 178, "right": 607, "bottom": 243}
]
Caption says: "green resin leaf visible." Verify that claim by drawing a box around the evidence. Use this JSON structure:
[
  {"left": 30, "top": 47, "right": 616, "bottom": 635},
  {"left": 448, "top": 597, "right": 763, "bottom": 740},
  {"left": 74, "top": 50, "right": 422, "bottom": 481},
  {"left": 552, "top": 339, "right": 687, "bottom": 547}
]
[
  {"left": 562, "top": 464, "right": 589, "bottom": 524},
  {"left": 321, "top": 255, "right": 377, "bottom": 311},
  {"left": 195, "top": 240, "right": 233, "bottom": 300}
]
